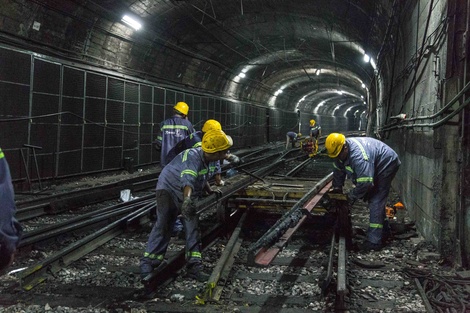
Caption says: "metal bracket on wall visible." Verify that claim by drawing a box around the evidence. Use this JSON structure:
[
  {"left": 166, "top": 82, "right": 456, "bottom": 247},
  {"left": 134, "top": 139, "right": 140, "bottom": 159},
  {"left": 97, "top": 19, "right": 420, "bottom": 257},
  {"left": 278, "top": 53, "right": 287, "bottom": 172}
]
[{"left": 20, "top": 144, "right": 43, "bottom": 193}]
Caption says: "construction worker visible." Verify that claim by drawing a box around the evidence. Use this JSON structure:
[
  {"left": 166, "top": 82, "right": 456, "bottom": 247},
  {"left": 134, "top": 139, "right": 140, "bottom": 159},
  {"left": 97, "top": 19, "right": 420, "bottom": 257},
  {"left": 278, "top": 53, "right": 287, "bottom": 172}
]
[
  {"left": 325, "top": 133, "right": 401, "bottom": 252},
  {"left": 166, "top": 119, "right": 242, "bottom": 186},
  {"left": 154, "top": 102, "right": 195, "bottom": 235},
  {"left": 286, "top": 131, "right": 298, "bottom": 149},
  {"left": 155, "top": 101, "right": 195, "bottom": 167},
  {"left": 0, "top": 147, "right": 22, "bottom": 274},
  {"left": 309, "top": 119, "right": 321, "bottom": 155},
  {"left": 309, "top": 119, "right": 321, "bottom": 140},
  {"left": 140, "top": 129, "right": 233, "bottom": 282}
]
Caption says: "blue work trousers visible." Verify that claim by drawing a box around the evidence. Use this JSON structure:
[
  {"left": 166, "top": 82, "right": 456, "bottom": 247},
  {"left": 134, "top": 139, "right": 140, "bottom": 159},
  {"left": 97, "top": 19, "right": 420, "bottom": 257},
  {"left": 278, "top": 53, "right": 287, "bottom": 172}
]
[
  {"left": 367, "top": 161, "right": 400, "bottom": 244},
  {"left": 140, "top": 189, "right": 202, "bottom": 273}
]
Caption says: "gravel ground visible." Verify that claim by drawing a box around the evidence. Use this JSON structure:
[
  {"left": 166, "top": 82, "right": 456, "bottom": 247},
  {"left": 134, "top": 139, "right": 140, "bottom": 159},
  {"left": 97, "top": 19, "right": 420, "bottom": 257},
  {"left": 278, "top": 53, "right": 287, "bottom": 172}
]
[{"left": 2, "top": 172, "right": 466, "bottom": 312}]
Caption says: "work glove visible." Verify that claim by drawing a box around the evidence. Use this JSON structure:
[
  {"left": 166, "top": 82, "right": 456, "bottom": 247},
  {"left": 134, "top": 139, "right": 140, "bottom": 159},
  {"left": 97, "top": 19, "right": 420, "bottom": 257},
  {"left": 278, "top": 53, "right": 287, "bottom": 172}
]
[
  {"left": 216, "top": 179, "right": 225, "bottom": 187},
  {"left": 181, "top": 197, "right": 197, "bottom": 218},
  {"left": 226, "top": 154, "right": 242, "bottom": 165},
  {"left": 210, "top": 188, "right": 223, "bottom": 199}
]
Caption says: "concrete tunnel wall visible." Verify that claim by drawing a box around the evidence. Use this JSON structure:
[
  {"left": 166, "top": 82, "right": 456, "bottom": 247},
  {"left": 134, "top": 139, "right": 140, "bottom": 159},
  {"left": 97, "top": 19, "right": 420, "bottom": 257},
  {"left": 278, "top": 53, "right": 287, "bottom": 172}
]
[{"left": 379, "top": 0, "right": 469, "bottom": 266}]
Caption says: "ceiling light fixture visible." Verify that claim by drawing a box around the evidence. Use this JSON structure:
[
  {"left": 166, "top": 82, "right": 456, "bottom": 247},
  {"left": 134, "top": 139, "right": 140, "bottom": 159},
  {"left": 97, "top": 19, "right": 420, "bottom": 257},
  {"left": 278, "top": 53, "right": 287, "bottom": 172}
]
[
  {"left": 122, "top": 15, "right": 142, "bottom": 30},
  {"left": 363, "top": 54, "right": 370, "bottom": 63}
]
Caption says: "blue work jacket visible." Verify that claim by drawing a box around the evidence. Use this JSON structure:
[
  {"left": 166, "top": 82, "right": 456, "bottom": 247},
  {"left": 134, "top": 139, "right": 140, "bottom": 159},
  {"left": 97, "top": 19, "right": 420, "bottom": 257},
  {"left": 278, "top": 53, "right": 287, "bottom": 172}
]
[
  {"left": 156, "top": 115, "right": 195, "bottom": 167},
  {"left": 156, "top": 147, "right": 219, "bottom": 207},
  {"left": 332, "top": 137, "right": 401, "bottom": 201}
]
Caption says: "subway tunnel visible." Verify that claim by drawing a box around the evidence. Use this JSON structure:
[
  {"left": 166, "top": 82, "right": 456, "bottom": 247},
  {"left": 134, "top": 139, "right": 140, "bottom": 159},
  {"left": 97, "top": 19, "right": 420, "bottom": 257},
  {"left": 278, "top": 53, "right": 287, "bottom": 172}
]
[{"left": 0, "top": 0, "right": 469, "bottom": 268}]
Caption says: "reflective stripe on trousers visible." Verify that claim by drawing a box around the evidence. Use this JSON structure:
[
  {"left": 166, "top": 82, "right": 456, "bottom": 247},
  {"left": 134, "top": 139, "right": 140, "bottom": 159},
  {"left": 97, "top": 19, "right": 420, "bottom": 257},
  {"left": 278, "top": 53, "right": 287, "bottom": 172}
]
[
  {"left": 140, "top": 189, "right": 202, "bottom": 272},
  {"left": 367, "top": 161, "right": 400, "bottom": 244}
]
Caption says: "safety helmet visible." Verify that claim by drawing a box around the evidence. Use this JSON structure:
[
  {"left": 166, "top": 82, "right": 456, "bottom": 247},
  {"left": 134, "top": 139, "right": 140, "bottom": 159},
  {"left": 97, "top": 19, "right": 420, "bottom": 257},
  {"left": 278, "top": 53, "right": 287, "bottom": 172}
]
[
  {"left": 174, "top": 101, "right": 189, "bottom": 116},
  {"left": 202, "top": 129, "right": 233, "bottom": 153},
  {"left": 310, "top": 119, "right": 316, "bottom": 126},
  {"left": 297, "top": 133, "right": 302, "bottom": 137},
  {"left": 202, "top": 119, "right": 222, "bottom": 133},
  {"left": 325, "top": 133, "right": 346, "bottom": 158}
]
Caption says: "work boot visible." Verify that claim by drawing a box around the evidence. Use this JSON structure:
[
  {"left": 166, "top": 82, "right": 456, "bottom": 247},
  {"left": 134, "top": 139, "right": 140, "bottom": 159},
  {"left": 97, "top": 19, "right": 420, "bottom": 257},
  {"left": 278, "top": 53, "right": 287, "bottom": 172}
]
[
  {"left": 185, "top": 263, "right": 210, "bottom": 282},
  {"left": 140, "top": 260, "right": 161, "bottom": 280},
  {"left": 359, "top": 240, "right": 383, "bottom": 252}
]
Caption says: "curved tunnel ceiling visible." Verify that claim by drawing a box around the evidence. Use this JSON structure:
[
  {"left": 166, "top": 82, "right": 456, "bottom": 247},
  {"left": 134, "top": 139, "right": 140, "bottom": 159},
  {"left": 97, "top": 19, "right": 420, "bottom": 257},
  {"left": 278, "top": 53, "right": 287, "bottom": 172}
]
[{"left": 7, "top": 0, "right": 392, "bottom": 116}]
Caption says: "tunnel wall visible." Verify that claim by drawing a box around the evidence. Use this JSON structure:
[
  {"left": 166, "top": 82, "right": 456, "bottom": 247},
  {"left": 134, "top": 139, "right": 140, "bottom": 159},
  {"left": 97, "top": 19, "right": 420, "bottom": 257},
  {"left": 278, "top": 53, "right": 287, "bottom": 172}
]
[
  {"left": 377, "top": 0, "right": 469, "bottom": 265},
  {"left": 0, "top": 44, "right": 308, "bottom": 187}
]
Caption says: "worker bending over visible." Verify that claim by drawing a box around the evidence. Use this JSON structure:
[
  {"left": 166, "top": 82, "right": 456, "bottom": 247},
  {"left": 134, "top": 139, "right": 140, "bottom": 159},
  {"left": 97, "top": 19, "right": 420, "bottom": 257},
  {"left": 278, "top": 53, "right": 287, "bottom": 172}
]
[
  {"left": 166, "top": 119, "right": 241, "bottom": 186},
  {"left": 286, "top": 131, "right": 299, "bottom": 149},
  {"left": 140, "top": 129, "right": 233, "bottom": 282},
  {"left": 325, "top": 133, "right": 400, "bottom": 252}
]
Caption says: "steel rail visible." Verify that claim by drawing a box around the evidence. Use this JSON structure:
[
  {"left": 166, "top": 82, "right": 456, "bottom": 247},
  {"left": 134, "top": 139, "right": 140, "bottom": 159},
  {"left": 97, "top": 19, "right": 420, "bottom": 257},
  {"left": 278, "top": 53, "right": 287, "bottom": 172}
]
[
  {"left": 284, "top": 156, "right": 313, "bottom": 177},
  {"left": 19, "top": 197, "right": 154, "bottom": 247},
  {"left": 15, "top": 174, "right": 158, "bottom": 221},
  {"left": 249, "top": 180, "right": 333, "bottom": 266},
  {"left": 336, "top": 236, "right": 347, "bottom": 310},
  {"left": 320, "top": 230, "right": 336, "bottom": 296},
  {"left": 196, "top": 210, "right": 248, "bottom": 304},
  {"left": 247, "top": 173, "right": 333, "bottom": 266},
  {"left": 18, "top": 202, "right": 155, "bottom": 290},
  {"left": 141, "top": 209, "right": 246, "bottom": 296}
]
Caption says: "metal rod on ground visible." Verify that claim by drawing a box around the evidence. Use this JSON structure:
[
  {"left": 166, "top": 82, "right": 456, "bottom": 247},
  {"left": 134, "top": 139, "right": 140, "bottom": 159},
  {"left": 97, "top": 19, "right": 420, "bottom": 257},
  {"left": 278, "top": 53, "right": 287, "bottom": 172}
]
[
  {"left": 336, "top": 236, "right": 347, "bottom": 310},
  {"left": 414, "top": 278, "right": 435, "bottom": 313},
  {"left": 238, "top": 167, "right": 268, "bottom": 184},
  {"left": 196, "top": 210, "right": 248, "bottom": 304},
  {"left": 320, "top": 231, "right": 336, "bottom": 296}
]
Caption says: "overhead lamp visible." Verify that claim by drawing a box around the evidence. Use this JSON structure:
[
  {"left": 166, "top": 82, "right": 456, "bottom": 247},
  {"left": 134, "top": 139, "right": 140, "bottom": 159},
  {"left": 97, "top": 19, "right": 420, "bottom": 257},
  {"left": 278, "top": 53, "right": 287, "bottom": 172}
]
[
  {"left": 361, "top": 83, "right": 366, "bottom": 89},
  {"left": 238, "top": 72, "right": 246, "bottom": 78},
  {"left": 122, "top": 15, "right": 142, "bottom": 30},
  {"left": 363, "top": 54, "right": 370, "bottom": 63},
  {"left": 315, "top": 69, "right": 321, "bottom": 76}
]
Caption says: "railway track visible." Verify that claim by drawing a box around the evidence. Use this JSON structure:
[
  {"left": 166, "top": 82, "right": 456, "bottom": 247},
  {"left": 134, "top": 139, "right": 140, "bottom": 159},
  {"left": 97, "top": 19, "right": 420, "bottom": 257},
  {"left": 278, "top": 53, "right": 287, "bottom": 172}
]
[{"left": 0, "top": 141, "right": 447, "bottom": 312}]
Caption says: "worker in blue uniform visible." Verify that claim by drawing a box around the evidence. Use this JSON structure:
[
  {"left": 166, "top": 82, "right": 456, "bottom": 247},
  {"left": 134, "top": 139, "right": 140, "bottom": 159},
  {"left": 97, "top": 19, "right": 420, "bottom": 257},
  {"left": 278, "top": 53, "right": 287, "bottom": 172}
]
[
  {"left": 309, "top": 119, "right": 321, "bottom": 140},
  {"left": 286, "top": 131, "right": 298, "bottom": 149},
  {"left": 154, "top": 102, "right": 195, "bottom": 235},
  {"left": 155, "top": 101, "right": 195, "bottom": 167},
  {"left": 0, "top": 147, "right": 22, "bottom": 274},
  {"left": 303, "top": 119, "right": 321, "bottom": 156},
  {"left": 325, "top": 133, "right": 401, "bottom": 252},
  {"left": 140, "top": 129, "right": 233, "bottom": 282},
  {"left": 166, "top": 119, "right": 242, "bottom": 186}
]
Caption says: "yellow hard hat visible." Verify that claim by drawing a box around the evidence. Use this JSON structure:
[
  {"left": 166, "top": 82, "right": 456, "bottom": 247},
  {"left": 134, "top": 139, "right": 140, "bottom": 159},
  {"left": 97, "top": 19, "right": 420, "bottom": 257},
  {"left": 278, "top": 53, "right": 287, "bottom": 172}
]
[
  {"left": 310, "top": 119, "right": 316, "bottom": 126},
  {"left": 174, "top": 101, "right": 189, "bottom": 115},
  {"left": 325, "top": 133, "right": 346, "bottom": 158},
  {"left": 202, "top": 119, "right": 222, "bottom": 133},
  {"left": 202, "top": 129, "right": 233, "bottom": 153},
  {"left": 297, "top": 133, "right": 302, "bottom": 137}
]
